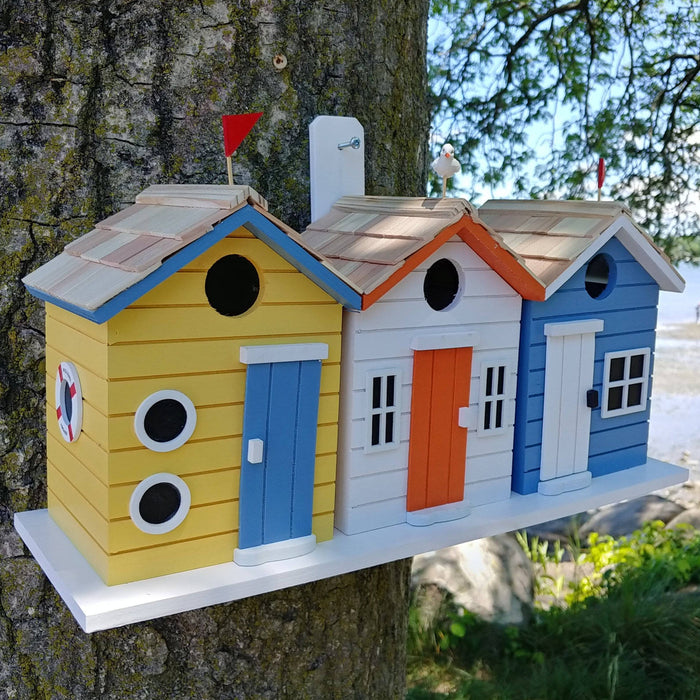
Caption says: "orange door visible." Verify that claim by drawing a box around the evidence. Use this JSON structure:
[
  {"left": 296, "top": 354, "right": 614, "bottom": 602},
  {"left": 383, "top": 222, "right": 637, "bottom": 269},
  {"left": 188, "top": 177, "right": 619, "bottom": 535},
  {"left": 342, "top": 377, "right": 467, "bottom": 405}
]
[{"left": 407, "top": 346, "right": 472, "bottom": 511}]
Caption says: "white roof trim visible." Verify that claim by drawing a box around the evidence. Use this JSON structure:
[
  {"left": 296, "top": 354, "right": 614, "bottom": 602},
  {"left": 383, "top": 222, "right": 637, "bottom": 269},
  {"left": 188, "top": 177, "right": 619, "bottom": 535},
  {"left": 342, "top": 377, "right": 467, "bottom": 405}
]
[
  {"left": 614, "top": 218, "right": 685, "bottom": 293},
  {"left": 544, "top": 215, "right": 685, "bottom": 299}
]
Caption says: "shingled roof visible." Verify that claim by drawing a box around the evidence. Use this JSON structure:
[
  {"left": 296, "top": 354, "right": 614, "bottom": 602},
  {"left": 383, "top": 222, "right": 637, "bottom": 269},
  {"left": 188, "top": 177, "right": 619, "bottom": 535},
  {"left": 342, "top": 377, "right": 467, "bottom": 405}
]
[
  {"left": 302, "top": 195, "right": 546, "bottom": 306},
  {"left": 24, "top": 183, "right": 685, "bottom": 322},
  {"left": 479, "top": 199, "right": 684, "bottom": 296},
  {"left": 302, "top": 196, "right": 473, "bottom": 294},
  {"left": 23, "top": 185, "right": 271, "bottom": 312},
  {"left": 34, "top": 185, "right": 677, "bottom": 325},
  {"left": 23, "top": 183, "right": 371, "bottom": 322},
  {"left": 25, "top": 187, "right": 551, "bottom": 323}
]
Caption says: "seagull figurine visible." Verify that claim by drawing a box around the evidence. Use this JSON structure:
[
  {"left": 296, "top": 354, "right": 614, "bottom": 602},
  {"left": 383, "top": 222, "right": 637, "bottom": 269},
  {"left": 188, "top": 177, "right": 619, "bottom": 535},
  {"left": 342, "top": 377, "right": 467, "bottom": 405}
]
[{"left": 431, "top": 143, "right": 461, "bottom": 198}]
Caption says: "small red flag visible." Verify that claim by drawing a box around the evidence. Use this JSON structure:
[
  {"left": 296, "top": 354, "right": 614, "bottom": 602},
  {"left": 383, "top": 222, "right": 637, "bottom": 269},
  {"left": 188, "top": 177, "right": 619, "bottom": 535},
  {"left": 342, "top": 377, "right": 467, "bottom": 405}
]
[
  {"left": 222, "top": 112, "right": 263, "bottom": 157},
  {"left": 597, "top": 157, "right": 605, "bottom": 190}
]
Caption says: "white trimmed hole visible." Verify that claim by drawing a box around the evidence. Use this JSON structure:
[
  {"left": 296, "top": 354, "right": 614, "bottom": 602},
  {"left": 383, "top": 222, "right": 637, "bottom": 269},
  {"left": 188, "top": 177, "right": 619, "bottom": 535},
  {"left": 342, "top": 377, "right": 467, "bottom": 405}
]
[
  {"left": 134, "top": 390, "right": 196, "bottom": 452},
  {"left": 129, "top": 473, "right": 191, "bottom": 535}
]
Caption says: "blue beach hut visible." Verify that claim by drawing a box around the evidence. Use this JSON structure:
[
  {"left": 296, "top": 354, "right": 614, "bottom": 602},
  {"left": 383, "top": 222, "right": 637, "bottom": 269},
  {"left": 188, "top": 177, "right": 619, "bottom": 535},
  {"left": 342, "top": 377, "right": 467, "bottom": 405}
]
[{"left": 480, "top": 200, "right": 685, "bottom": 496}]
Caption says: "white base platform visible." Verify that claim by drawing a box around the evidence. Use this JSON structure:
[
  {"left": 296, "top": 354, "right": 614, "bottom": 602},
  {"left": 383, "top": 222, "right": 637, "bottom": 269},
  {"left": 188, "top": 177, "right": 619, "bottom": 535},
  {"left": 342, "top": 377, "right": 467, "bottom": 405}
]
[{"left": 14, "top": 459, "right": 686, "bottom": 633}]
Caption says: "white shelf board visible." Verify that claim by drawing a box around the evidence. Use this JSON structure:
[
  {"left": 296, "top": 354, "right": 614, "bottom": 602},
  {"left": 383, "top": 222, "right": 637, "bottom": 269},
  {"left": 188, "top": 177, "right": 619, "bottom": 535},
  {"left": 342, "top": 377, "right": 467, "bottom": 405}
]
[{"left": 15, "top": 459, "right": 686, "bottom": 633}]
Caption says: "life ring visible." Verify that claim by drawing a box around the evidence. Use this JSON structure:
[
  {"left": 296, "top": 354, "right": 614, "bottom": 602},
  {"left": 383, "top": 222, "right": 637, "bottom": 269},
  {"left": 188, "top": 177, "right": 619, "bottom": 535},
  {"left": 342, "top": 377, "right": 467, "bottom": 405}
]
[{"left": 55, "top": 361, "right": 83, "bottom": 443}]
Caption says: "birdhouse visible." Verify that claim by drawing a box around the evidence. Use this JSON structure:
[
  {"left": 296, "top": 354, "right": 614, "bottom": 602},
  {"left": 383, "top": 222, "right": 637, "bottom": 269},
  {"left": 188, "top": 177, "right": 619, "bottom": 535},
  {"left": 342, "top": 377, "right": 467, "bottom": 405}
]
[
  {"left": 310, "top": 195, "right": 544, "bottom": 533},
  {"left": 21, "top": 185, "right": 356, "bottom": 585},
  {"left": 15, "top": 137, "right": 686, "bottom": 632},
  {"left": 479, "top": 200, "right": 686, "bottom": 495}
]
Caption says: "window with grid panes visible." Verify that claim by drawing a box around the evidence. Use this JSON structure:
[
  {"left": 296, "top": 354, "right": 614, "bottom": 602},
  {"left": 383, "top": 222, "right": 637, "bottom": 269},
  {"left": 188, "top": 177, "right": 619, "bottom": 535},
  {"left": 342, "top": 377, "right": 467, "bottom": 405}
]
[
  {"left": 367, "top": 371, "right": 400, "bottom": 450},
  {"left": 480, "top": 363, "right": 507, "bottom": 432},
  {"left": 601, "top": 348, "right": 650, "bottom": 418}
]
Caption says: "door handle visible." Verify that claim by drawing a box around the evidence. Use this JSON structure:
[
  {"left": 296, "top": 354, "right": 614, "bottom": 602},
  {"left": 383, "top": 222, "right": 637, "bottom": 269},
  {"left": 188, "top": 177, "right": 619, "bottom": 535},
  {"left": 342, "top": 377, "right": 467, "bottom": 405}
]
[
  {"left": 247, "top": 438, "right": 264, "bottom": 464},
  {"left": 458, "top": 406, "right": 477, "bottom": 430},
  {"left": 586, "top": 390, "right": 599, "bottom": 409}
]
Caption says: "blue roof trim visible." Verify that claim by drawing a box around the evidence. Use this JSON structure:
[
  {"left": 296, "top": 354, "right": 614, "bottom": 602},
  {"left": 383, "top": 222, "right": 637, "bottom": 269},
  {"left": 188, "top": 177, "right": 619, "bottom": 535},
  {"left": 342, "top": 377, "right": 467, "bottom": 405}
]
[
  {"left": 242, "top": 215, "right": 362, "bottom": 311},
  {"left": 29, "top": 205, "right": 361, "bottom": 324},
  {"left": 24, "top": 285, "right": 110, "bottom": 324}
]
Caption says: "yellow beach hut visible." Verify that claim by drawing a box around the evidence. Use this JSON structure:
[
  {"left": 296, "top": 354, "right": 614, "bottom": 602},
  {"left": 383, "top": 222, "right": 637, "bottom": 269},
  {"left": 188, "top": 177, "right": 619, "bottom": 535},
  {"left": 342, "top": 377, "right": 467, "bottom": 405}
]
[{"left": 22, "top": 184, "right": 359, "bottom": 585}]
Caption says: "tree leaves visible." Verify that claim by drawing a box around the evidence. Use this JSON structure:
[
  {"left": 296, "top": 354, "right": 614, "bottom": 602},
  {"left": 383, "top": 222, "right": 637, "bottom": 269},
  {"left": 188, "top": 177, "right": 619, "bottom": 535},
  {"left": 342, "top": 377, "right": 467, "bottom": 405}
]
[{"left": 430, "top": 0, "right": 700, "bottom": 261}]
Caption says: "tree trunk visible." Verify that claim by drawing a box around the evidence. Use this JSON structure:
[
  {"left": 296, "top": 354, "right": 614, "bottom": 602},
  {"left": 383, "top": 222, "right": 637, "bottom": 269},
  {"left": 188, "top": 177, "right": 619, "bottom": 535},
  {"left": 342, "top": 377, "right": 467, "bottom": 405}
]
[{"left": 0, "top": 1, "right": 429, "bottom": 697}]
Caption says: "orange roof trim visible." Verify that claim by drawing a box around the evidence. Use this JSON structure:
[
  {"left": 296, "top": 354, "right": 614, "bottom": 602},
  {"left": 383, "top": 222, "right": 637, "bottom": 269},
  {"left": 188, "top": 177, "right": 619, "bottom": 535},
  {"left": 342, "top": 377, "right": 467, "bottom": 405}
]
[
  {"left": 360, "top": 220, "right": 467, "bottom": 310},
  {"left": 360, "top": 216, "right": 546, "bottom": 309},
  {"left": 456, "top": 219, "right": 546, "bottom": 302}
]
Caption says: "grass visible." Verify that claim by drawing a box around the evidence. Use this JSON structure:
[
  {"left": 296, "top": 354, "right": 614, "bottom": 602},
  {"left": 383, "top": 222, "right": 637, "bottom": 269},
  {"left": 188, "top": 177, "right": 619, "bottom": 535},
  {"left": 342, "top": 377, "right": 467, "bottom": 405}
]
[{"left": 407, "top": 522, "right": 700, "bottom": 700}]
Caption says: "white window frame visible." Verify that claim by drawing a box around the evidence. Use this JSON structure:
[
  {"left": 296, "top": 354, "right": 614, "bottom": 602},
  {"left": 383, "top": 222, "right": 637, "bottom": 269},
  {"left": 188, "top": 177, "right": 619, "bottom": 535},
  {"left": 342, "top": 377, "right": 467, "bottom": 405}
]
[
  {"left": 478, "top": 361, "right": 510, "bottom": 434},
  {"left": 601, "top": 348, "right": 651, "bottom": 419},
  {"left": 365, "top": 369, "right": 401, "bottom": 452}
]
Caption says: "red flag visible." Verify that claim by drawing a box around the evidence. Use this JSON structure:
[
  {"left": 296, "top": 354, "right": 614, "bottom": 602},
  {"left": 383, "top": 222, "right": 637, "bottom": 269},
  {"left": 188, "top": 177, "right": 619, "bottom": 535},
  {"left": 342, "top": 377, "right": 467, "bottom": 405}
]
[
  {"left": 597, "top": 157, "right": 605, "bottom": 190},
  {"left": 222, "top": 112, "right": 263, "bottom": 157}
]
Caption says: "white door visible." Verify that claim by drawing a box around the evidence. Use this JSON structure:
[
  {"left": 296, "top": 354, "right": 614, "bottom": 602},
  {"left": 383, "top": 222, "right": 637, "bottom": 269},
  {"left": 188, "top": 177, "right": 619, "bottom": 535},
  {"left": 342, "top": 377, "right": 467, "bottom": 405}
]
[{"left": 539, "top": 319, "right": 603, "bottom": 495}]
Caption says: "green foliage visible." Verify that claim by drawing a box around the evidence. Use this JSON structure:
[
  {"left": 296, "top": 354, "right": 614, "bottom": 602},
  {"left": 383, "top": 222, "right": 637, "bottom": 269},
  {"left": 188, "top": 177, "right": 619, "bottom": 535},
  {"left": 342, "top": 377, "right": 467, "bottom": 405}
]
[
  {"left": 408, "top": 524, "right": 700, "bottom": 699},
  {"left": 515, "top": 530, "right": 567, "bottom": 605},
  {"left": 429, "top": 0, "right": 700, "bottom": 262},
  {"left": 575, "top": 520, "right": 700, "bottom": 600},
  {"left": 517, "top": 520, "right": 700, "bottom": 608}
]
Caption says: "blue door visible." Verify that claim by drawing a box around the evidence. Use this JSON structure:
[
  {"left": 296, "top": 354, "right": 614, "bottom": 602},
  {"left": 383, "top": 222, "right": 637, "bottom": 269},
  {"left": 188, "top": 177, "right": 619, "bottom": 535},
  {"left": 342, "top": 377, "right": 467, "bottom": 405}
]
[{"left": 238, "top": 357, "right": 322, "bottom": 551}]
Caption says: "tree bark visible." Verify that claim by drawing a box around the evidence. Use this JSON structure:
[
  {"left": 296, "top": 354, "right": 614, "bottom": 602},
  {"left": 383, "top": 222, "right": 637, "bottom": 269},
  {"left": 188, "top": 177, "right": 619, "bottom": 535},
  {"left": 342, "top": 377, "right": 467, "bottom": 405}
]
[{"left": 0, "top": 1, "right": 429, "bottom": 697}]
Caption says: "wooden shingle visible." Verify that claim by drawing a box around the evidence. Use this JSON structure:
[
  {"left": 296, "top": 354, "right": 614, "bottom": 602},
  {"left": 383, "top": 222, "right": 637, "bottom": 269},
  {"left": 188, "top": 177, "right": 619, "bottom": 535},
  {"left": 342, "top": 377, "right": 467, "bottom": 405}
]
[
  {"left": 23, "top": 185, "right": 267, "bottom": 314},
  {"left": 479, "top": 198, "right": 683, "bottom": 295},
  {"left": 135, "top": 184, "right": 268, "bottom": 210},
  {"left": 96, "top": 204, "right": 228, "bottom": 240},
  {"left": 302, "top": 195, "right": 543, "bottom": 300}
]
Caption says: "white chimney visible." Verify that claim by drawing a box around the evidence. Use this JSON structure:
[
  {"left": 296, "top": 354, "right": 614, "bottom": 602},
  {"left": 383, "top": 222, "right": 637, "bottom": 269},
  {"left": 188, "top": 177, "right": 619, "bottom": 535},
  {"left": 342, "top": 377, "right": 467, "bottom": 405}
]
[{"left": 309, "top": 116, "right": 365, "bottom": 222}]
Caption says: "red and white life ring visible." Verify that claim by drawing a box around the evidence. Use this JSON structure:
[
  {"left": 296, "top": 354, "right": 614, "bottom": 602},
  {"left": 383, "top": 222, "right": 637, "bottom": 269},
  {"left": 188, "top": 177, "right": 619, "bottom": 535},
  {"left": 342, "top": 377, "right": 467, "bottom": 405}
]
[{"left": 55, "top": 361, "right": 83, "bottom": 443}]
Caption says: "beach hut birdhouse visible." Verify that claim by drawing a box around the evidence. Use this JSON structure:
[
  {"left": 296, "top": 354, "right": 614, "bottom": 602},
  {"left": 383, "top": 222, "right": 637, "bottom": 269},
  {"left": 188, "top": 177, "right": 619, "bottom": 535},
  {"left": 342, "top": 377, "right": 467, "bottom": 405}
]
[
  {"left": 479, "top": 200, "right": 686, "bottom": 496},
  {"left": 14, "top": 125, "right": 687, "bottom": 632},
  {"left": 21, "top": 184, "right": 357, "bottom": 585}
]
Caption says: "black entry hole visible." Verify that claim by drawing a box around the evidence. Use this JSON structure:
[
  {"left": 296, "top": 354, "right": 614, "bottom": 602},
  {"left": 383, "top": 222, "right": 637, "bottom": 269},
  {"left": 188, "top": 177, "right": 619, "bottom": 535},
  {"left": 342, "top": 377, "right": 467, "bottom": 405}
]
[
  {"left": 139, "top": 482, "right": 182, "bottom": 525},
  {"left": 206, "top": 254, "right": 260, "bottom": 316},
  {"left": 144, "top": 399, "right": 187, "bottom": 443},
  {"left": 424, "top": 258, "right": 460, "bottom": 311},
  {"left": 585, "top": 254, "right": 612, "bottom": 299}
]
